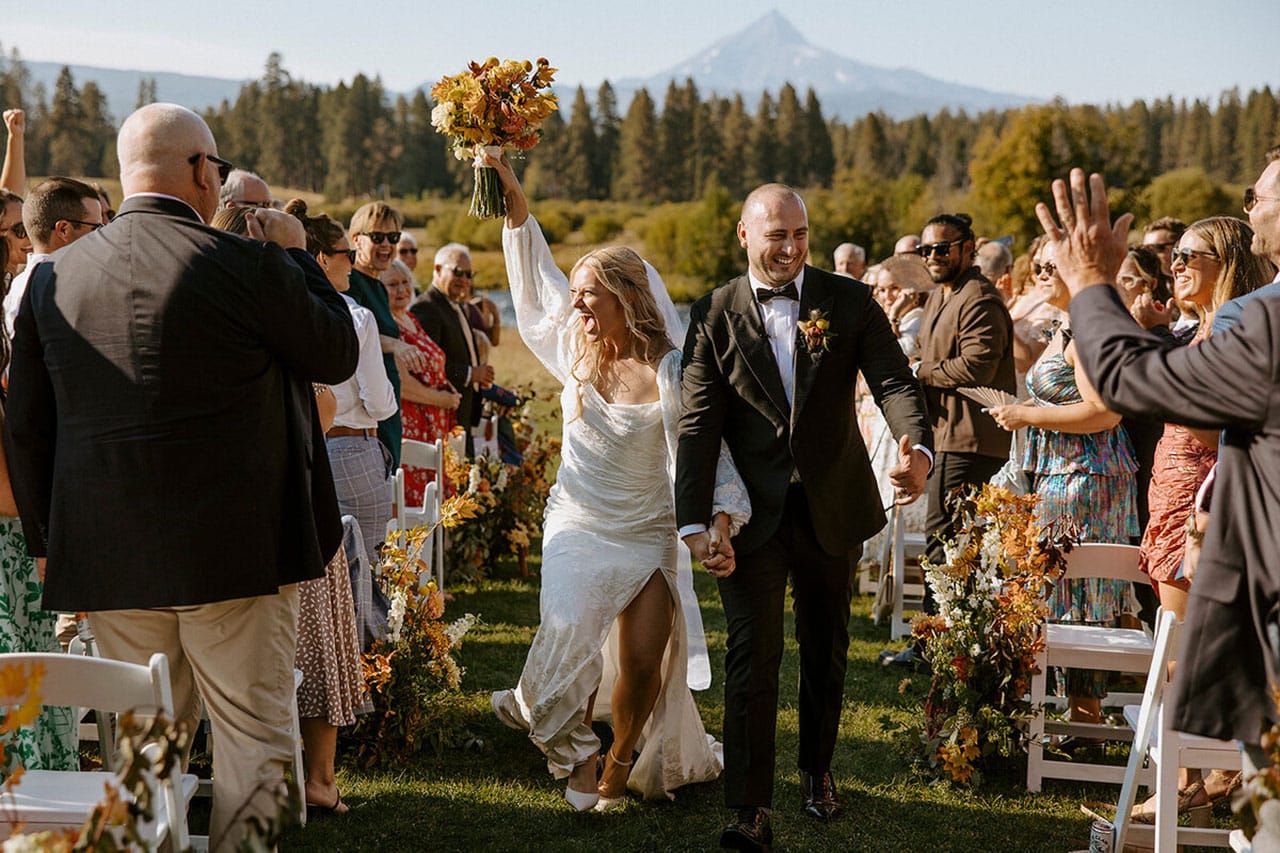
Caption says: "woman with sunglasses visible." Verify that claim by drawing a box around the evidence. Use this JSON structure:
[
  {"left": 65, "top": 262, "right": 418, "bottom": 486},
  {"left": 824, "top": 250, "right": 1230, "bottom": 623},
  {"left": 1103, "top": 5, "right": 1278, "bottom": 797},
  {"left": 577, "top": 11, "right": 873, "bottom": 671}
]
[
  {"left": 379, "top": 258, "right": 460, "bottom": 505},
  {"left": 989, "top": 239, "right": 1138, "bottom": 745},
  {"left": 0, "top": 188, "right": 28, "bottom": 279},
  {"left": 1120, "top": 216, "right": 1274, "bottom": 821}
]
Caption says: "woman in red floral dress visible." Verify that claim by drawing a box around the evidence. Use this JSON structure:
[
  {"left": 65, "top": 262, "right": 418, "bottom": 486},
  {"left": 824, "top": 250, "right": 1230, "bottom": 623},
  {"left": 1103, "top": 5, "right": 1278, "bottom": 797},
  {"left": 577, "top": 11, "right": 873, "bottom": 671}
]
[{"left": 382, "top": 259, "right": 460, "bottom": 504}]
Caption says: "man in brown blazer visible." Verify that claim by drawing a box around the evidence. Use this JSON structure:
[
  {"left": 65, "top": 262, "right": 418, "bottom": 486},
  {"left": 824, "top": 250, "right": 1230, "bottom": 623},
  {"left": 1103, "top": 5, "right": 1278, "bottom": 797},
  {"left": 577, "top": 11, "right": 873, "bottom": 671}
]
[{"left": 884, "top": 214, "right": 1015, "bottom": 669}]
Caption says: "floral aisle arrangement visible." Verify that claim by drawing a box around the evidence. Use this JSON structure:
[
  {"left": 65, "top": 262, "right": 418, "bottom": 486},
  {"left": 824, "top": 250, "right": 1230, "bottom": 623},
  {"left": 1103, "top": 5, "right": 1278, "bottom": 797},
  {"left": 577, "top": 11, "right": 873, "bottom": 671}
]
[
  {"left": 444, "top": 387, "right": 561, "bottom": 580},
  {"left": 346, "top": 495, "right": 483, "bottom": 767},
  {"left": 430, "top": 57, "right": 558, "bottom": 219},
  {"left": 886, "top": 484, "right": 1077, "bottom": 785},
  {"left": 1234, "top": 690, "right": 1280, "bottom": 844}
]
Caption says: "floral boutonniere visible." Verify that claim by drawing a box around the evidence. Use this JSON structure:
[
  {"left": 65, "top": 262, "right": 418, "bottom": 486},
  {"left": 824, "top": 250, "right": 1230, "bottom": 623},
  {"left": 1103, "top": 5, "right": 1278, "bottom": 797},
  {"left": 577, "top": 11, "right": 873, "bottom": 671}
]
[{"left": 798, "top": 309, "right": 836, "bottom": 353}]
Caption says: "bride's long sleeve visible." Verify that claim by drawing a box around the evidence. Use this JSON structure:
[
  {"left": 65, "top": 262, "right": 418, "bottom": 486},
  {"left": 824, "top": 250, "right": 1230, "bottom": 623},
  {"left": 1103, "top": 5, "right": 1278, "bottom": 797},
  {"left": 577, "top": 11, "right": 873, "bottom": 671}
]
[{"left": 501, "top": 215, "right": 575, "bottom": 383}]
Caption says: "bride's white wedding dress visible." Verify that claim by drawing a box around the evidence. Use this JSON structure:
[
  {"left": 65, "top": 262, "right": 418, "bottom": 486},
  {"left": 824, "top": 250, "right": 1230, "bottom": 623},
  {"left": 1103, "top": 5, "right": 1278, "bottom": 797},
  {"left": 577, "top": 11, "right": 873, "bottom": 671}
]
[{"left": 491, "top": 216, "right": 750, "bottom": 800}]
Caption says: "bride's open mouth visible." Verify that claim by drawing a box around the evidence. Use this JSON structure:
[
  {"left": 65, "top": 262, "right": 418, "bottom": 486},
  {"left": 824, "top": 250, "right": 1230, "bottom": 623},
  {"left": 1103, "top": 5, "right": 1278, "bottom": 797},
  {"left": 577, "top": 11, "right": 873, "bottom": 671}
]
[{"left": 579, "top": 311, "right": 598, "bottom": 334}]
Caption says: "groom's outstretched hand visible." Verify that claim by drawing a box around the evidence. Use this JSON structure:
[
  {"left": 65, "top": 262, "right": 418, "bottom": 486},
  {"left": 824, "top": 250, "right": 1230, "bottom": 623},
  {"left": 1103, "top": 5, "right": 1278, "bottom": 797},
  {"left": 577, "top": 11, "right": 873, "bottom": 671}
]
[{"left": 888, "top": 434, "right": 928, "bottom": 505}]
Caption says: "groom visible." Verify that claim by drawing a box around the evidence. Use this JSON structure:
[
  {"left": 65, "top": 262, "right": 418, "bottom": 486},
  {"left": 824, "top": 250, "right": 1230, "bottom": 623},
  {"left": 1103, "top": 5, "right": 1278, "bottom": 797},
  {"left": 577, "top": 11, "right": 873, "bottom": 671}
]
[{"left": 677, "top": 183, "right": 932, "bottom": 852}]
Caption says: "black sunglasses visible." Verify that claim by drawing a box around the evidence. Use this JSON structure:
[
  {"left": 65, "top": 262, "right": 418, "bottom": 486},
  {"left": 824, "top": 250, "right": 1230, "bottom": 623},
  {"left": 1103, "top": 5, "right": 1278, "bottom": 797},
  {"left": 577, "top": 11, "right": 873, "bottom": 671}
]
[
  {"left": 189, "top": 152, "right": 235, "bottom": 182},
  {"left": 361, "top": 231, "right": 402, "bottom": 245},
  {"left": 399, "top": 247, "right": 419, "bottom": 255},
  {"left": 63, "top": 219, "right": 103, "bottom": 231},
  {"left": 1244, "top": 187, "right": 1280, "bottom": 213},
  {"left": 1170, "top": 247, "right": 1219, "bottom": 266},
  {"left": 1, "top": 220, "right": 26, "bottom": 239},
  {"left": 441, "top": 264, "right": 473, "bottom": 279},
  {"left": 917, "top": 237, "right": 965, "bottom": 258},
  {"left": 322, "top": 248, "right": 357, "bottom": 263},
  {"left": 1033, "top": 261, "right": 1058, "bottom": 277}
]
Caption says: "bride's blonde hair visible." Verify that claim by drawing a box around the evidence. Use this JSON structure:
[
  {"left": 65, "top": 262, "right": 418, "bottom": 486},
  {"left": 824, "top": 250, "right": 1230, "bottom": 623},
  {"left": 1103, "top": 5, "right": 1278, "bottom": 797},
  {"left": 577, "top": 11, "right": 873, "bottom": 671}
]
[{"left": 566, "top": 246, "right": 674, "bottom": 414}]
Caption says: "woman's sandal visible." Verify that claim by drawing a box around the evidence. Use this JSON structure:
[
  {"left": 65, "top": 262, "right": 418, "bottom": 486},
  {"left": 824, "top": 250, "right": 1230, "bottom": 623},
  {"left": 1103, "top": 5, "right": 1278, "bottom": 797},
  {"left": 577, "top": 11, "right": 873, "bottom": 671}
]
[
  {"left": 305, "top": 790, "right": 348, "bottom": 820},
  {"left": 594, "top": 748, "right": 633, "bottom": 812},
  {"left": 565, "top": 755, "right": 600, "bottom": 812}
]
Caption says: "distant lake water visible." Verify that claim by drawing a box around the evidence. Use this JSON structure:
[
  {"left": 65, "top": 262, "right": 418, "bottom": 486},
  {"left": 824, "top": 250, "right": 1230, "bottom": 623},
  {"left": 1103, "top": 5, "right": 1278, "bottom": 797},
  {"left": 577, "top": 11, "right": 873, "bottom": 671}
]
[{"left": 476, "top": 288, "right": 693, "bottom": 335}]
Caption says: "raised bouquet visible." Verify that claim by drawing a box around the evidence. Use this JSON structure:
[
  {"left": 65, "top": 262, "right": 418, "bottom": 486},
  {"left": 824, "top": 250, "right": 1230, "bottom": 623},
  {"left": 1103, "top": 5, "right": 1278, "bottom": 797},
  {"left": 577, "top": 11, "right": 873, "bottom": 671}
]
[{"left": 430, "top": 57, "right": 559, "bottom": 219}]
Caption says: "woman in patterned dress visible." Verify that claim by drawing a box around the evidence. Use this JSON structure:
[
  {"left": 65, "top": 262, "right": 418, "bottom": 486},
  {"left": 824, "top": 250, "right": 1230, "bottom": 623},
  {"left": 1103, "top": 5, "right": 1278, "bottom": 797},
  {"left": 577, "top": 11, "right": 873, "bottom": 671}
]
[
  {"left": 0, "top": 234, "right": 77, "bottom": 775},
  {"left": 990, "top": 240, "right": 1138, "bottom": 734},
  {"left": 380, "top": 259, "right": 459, "bottom": 505}
]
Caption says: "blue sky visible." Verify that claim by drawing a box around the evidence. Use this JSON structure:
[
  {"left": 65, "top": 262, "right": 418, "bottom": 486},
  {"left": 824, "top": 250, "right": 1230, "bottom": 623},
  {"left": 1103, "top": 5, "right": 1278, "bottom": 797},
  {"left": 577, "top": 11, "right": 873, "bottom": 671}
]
[{"left": 3, "top": 0, "right": 1277, "bottom": 104}]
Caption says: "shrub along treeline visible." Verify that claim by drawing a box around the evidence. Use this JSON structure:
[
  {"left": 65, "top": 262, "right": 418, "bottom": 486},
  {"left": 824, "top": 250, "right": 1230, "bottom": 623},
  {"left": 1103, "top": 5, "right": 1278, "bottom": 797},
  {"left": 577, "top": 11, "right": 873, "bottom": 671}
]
[{"left": 4, "top": 47, "right": 1276, "bottom": 296}]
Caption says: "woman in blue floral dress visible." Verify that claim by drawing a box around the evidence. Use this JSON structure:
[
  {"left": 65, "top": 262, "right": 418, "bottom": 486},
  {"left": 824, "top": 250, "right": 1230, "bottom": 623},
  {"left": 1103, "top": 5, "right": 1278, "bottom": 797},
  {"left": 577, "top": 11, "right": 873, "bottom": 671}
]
[{"left": 990, "top": 241, "right": 1137, "bottom": 734}]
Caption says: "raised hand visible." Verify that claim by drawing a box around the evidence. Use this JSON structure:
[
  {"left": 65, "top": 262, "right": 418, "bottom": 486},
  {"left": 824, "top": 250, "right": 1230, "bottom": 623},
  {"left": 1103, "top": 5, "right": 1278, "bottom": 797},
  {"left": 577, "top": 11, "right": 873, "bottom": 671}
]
[
  {"left": 245, "top": 207, "right": 306, "bottom": 250},
  {"left": 1034, "top": 169, "right": 1134, "bottom": 299},
  {"left": 3, "top": 109, "right": 24, "bottom": 136}
]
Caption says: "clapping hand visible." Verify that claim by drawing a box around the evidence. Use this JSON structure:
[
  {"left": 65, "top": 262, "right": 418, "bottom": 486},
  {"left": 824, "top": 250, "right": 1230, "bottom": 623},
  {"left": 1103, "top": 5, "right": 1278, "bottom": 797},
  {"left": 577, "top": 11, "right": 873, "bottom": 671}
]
[
  {"left": 1035, "top": 169, "right": 1134, "bottom": 298},
  {"left": 1129, "top": 292, "right": 1172, "bottom": 330},
  {"left": 245, "top": 207, "right": 306, "bottom": 250},
  {"left": 3, "top": 109, "right": 24, "bottom": 136},
  {"left": 886, "top": 434, "right": 928, "bottom": 505}
]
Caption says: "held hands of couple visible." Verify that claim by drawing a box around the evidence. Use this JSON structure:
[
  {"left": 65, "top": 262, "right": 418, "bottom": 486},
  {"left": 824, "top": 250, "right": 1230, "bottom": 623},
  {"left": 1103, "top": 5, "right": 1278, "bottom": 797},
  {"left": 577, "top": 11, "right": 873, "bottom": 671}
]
[
  {"left": 1035, "top": 168, "right": 1133, "bottom": 298},
  {"left": 887, "top": 434, "right": 928, "bottom": 505},
  {"left": 683, "top": 513, "right": 737, "bottom": 578}
]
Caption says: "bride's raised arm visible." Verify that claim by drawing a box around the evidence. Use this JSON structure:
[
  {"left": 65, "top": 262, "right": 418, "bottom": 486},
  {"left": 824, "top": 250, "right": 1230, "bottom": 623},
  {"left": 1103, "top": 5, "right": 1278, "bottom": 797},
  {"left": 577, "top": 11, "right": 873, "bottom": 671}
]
[{"left": 487, "top": 152, "right": 574, "bottom": 382}]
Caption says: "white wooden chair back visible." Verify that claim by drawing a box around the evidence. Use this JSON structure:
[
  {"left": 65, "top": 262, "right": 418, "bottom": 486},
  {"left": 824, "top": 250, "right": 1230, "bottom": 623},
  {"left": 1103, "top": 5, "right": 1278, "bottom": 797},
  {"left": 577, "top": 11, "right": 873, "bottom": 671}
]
[
  {"left": 0, "top": 652, "right": 191, "bottom": 849},
  {"left": 400, "top": 438, "right": 446, "bottom": 590}
]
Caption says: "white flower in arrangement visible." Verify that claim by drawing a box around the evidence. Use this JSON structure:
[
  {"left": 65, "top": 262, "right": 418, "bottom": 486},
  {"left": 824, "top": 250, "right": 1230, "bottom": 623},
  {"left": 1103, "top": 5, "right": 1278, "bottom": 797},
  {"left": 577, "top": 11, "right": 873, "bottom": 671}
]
[
  {"left": 445, "top": 612, "right": 479, "bottom": 647},
  {"left": 467, "top": 464, "right": 482, "bottom": 494},
  {"left": 971, "top": 644, "right": 982, "bottom": 657},
  {"left": 495, "top": 468, "right": 509, "bottom": 492},
  {"left": 387, "top": 590, "right": 408, "bottom": 644}
]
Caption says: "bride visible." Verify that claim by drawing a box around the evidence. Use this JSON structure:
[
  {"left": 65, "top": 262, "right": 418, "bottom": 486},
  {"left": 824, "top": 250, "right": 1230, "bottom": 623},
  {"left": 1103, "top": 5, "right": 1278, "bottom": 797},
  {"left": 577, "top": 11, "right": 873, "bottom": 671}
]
[{"left": 486, "top": 153, "right": 750, "bottom": 811}]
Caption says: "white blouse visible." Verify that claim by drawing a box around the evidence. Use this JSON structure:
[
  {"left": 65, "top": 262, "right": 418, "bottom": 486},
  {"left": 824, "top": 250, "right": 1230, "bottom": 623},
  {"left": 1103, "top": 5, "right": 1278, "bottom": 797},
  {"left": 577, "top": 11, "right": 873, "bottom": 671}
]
[{"left": 329, "top": 295, "right": 397, "bottom": 430}]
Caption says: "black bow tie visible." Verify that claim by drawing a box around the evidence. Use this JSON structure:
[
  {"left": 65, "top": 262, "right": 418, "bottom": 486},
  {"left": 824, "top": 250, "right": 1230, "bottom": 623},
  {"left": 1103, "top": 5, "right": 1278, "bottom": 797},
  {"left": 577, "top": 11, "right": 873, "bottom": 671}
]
[{"left": 756, "top": 282, "right": 799, "bottom": 303}]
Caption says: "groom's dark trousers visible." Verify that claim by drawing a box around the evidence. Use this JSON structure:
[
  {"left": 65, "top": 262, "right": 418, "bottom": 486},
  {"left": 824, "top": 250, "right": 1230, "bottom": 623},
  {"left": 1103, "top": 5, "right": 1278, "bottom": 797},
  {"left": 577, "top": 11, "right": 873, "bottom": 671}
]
[{"left": 718, "top": 482, "right": 861, "bottom": 807}]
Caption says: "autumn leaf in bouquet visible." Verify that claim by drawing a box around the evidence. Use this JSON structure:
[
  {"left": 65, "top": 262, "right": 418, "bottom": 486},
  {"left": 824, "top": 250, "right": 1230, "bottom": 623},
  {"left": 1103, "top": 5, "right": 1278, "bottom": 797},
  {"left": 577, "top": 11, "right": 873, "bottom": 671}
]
[{"left": 431, "top": 57, "right": 559, "bottom": 219}]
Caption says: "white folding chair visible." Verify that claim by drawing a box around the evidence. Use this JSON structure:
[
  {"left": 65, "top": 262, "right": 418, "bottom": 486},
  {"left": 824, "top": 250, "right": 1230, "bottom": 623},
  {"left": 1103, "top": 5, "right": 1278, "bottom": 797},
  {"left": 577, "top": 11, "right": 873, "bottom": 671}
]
[
  {"left": 873, "top": 504, "right": 929, "bottom": 639},
  {"left": 399, "top": 438, "right": 446, "bottom": 591},
  {"left": 1110, "top": 610, "right": 1240, "bottom": 851},
  {"left": 1026, "top": 543, "right": 1155, "bottom": 792},
  {"left": 0, "top": 651, "right": 197, "bottom": 849}
]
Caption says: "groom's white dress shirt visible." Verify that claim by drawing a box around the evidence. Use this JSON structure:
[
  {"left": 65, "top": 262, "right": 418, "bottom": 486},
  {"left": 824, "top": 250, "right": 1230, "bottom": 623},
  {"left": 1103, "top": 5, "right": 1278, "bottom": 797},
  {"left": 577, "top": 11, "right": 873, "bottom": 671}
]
[{"left": 750, "top": 270, "right": 804, "bottom": 407}]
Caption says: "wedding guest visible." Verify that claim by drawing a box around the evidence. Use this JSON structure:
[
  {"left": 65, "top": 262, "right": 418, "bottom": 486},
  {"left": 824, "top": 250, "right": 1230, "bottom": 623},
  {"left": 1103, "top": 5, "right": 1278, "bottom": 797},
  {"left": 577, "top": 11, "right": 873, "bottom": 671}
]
[
  {"left": 348, "top": 201, "right": 424, "bottom": 470},
  {"left": 0, "top": 188, "right": 27, "bottom": 278},
  {"left": 463, "top": 276, "right": 503, "bottom": 347},
  {"left": 5, "top": 103, "right": 358, "bottom": 850},
  {"left": 1041, "top": 163, "right": 1280, "bottom": 811},
  {"left": 217, "top": 198, "right": 373, "bottom": 818},
  {"left": 89, "top": 181, "right": 114, "bottom": 223},
  {"left": 1142, "top": 216, "right": 1187, "bottom": 276},
  {"left": 218, "top": 168, "right": 273, "bottom": 210},
  {"left": 1114, "top": 245, "right": 1172, "bottom": 318},
  {"left": 1128, "top": 216, "right": 1271, "bottom": 822},
  {"left": 380, "top": 259, "right": 460, "bottom": 504},
  {"left": 3, "top": 177, "right": 102, "bottom": 337},
  {"left": 894, "top": 234, "right": 921, "bottom": 255},
  {"left": 976, "top": 240, "right": 1014, "bottom": 303},
  {"left": 396, "top": 231, "right": 419, "bottom": 272},
  {"left": 0, "top": 229, "right": 76, "bottom": 776},
  {"left": 2, "top": 109, "right": 25, "bottom": 195},
  {"left": 485, "top": 152, "right": 744, "bottom": 811},
  {"left": 990, "top": 240, "right": 1138, "bottom": 738},
  {"left": 409, "top": 243, "right": 494, "bottom": 458},
  {"left": 832, "top": 242, "right": 866, "bottom": 279}
]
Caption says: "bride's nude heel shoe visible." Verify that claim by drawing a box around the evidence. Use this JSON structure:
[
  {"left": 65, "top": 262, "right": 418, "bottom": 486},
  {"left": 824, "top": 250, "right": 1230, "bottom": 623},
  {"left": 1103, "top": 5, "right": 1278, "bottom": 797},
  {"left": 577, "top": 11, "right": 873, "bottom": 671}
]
[
  {"left": 565, "top": 756, "right": 600, "bottom": 812},
  {"left": 594, "top": 748, "right": 633, "bottom": 812}
]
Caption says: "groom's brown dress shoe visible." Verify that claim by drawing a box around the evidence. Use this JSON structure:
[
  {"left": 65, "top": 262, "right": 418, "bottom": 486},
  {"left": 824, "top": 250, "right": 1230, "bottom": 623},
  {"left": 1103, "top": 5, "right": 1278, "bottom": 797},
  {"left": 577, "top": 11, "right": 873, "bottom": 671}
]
[
  {"left": 800, "top": 770, "right": 841, "bottom": 821},
  {"left": 720, "top": 807, "right": 772, "bottom": 852}
]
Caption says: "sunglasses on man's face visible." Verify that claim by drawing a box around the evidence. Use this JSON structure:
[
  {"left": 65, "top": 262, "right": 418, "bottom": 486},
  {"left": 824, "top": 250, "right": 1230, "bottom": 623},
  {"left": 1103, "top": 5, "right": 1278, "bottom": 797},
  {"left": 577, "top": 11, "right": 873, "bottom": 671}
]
[
  {"left": 441, "top": 264, "right": 473, "bottom": 279},
  {"left": 399, "top": 247, "right": 418, "bottom": 256},
  {"left": 917, "top": 238, "right": 965, "bottom": 258},
  {"left": 361, "top": 231, "right": 402, "bottom": 245},
  {"left": 1244, "top": 187, "right": 1280, "bottom": 214},
  {"left": 188, "top": 152, "right": 234, "bottom": 183},
  {"left": 63, "top": 219, "right": 103, "bottom": 232}
]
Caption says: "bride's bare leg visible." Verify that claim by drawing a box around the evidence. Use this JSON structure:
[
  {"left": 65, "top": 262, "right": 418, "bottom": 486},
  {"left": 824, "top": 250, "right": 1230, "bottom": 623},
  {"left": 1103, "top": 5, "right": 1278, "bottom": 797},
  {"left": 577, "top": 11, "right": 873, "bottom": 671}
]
[
  {"left": 600, "top": 571, "right": 675, "bottom": 796},
  {"left": 568, "top": 688, "right": 600, "bottom": 794}
]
